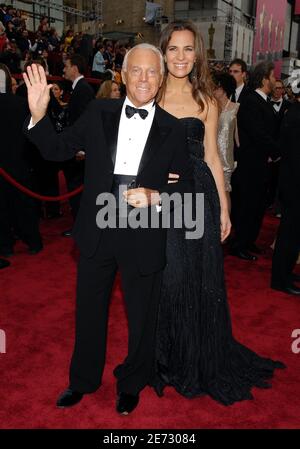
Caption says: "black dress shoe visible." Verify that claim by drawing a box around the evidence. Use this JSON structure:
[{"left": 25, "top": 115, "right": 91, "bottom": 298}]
[
  {"left": 0, "top": 249, "right": 14, "bottom": 258},
  {"left": 28, "top": 246, "right": 43, "bottom": 255},
  {"left": 291, "top": 273, "right": 300, "bottom": 282},
  {"left": 248, "top": 243, "right": 265, "bottom": 255},
  {"left": 271, "top": 284, "right": 300, "bottom": 296},
  {"left": 116, "top": 392, "right": 139, "bottom": 415},
  {"left": 0, "top": 258, "right": 10, "bottom": 269},
  {"left": 56, "top": 388, "right": 84, "bottom": 408},
  {"left": 229, "top": 248, "right": 258, "bottom": 261},
  {"left": 62, "top": 229, "right": 72, "bottom": 237}
]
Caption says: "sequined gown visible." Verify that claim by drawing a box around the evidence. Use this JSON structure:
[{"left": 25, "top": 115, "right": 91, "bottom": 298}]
[
  {"left": 217, "top": 104, "right": 239, "bottom": 192},
  {"left": 153, "top": 117, "right": 285, "bottom": 406}
]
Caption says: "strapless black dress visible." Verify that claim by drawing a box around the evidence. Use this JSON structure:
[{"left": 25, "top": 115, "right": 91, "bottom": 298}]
[{"left": 153, "top": 118, "right": 285, "bottom": 405}]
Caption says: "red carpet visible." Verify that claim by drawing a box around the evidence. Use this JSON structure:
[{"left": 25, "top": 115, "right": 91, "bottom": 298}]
[{"left": 0, "top": 209, "right": 299, "bottom": 429}]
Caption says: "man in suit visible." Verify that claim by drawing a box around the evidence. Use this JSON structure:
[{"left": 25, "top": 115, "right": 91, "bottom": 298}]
[
  {"left": 23, "top": 44, "right": 193, "bottom": 414},
  {"left": 230, "top": 62, "right": 280, "bottom": 260},
  {"left": 266, "top": 79, "right": 290, "bottom": 209},
  {"left": 229, "top": 58, "right": 250, "bottom": 104},
  {"left": 63, "top": 54, "right": 95, "bottom": 125},
  {"left": 229, "top": 59, "right": 250, "bottom": 162},
  {"left": 270, "top": 79, "right": 290, "bottom": 120},
  {"left": 62, "top": 54, "right": 95, "bottom": 236},
  {"left": 271, "top": 94, "right": 300, "bottom": 295},
  {"left": 0, "top": 89, "right": 43, "bottom": 257}
]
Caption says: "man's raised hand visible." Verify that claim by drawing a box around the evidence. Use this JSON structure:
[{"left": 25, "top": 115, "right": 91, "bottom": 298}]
[{"left": 23, "top": 64, "right": 52, "bottom": 125}]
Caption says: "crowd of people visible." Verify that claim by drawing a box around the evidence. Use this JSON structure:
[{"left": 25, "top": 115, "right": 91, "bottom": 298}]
[
  {"left": 0, "top": 13, "right": 299, "bottom": 413},
  {"left": 0, "top": 4, "right": 130, "bottom": 82}
]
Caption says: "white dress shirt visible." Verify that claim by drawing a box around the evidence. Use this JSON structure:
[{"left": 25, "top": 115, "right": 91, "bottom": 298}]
[
  {"left": 255, "top": 88, "right": 268, "bottom": 102},
  {"left": 28, "top": 97, "right": 156, "bottom": 153},
  {"left": 235, "top": 83, "right": 245, "bottom": 102},
  {"left": 271, "top": 97, "right": 283, "bottom": 113},
  {"left": 27, "top": 96, "right": 161, "bottom": 208},
  {"left": 114, "top": 97, "right": 155, "bottom": 175}
]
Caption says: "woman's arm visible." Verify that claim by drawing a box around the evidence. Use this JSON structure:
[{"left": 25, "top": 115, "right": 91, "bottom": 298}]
[
  {"left": 234, "top": 104, "right": 240, "bottom": 148},
  {"left": 203, "top": 99, "right": 231, "bottom": 241}
]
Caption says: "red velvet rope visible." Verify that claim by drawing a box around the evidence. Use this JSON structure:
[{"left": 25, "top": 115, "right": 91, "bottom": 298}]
[
  {"left": 13, "top": 73, "right": 102, "bottom": 85},
  {"left": 0, "top": 168, "right": 83, "bottom": 201}
]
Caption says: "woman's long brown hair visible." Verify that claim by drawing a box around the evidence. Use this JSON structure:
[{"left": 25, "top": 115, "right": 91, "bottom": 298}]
[
  {"left": 96, "top": 80, "right": 118, "bottom": 99},
  {"left": 157, "top": 20, "right": 215, "bottom": 113}
]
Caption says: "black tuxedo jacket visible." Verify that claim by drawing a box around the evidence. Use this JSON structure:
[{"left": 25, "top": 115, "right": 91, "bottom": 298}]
[
  {"left": 25, "top": 98, "right": 193, "bottom": 274},
  {"left": 273, "top": 99, "right": 291, "bottom": 137},
  {"left": 0, "top": 93, "right": 32, "bottom": 181},
  {"left": 233, "top": 85, "right": 250, "bottom": 160},
  {"left": 279, "top": 102, "right": 300, "bottom": 204},
  {"left": 236, "top": 85, "right": 250, "bottom": 104},
  {"left": 68, "top": 78, "right": 94, "bottom": 125},
  {"left": 277, "top": 99, "right": 290, "bottom": 121},
  {"left": 236, "top": 91, "right": 280, "bottom": 176}
]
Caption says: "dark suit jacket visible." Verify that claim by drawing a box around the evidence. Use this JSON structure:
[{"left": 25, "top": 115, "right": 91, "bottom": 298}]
[
  {"left": 279, "top": 102, "right": 300, "bottom": 205},
  {"left": 68, "top": 78, "right": 94, "bottom": 125},
  {"left": 236, "top": 85, "right": 250, "bottom": 104},
  {"left": 236, "top": 91, "right": 280, "bottom": 177},
  {"left": 277, "top": 99, "right": 290, "bottom": 122},
  {"left": 273, "top": 99, "right": 291, "bottom": 138},
  {"left": 25, "top": 98, "right": 193, "bottom": 274},
  {"left": 0, "top": 93, "right": 32, "bottom": 181},
  {"left": 233, "top": 85, "right": 250, "bottom": 160}
]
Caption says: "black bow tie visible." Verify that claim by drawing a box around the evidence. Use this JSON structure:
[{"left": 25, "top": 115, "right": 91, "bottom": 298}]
[
  {"left": 125, "top": 105, "right": 148, "bottom": 120},
  {"left": 270, "top": 100, "right": 281, "bottom": 106}
]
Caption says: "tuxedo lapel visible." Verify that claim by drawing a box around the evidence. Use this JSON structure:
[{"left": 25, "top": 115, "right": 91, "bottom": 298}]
[
  {"left": 253, "top": 91, "right": 276, "bottom": 116},
  {"left": 102, "top": 99, "right": 124, "bottom": 167},
  {"left": 137, "top": 106, "right": 171, "bottom": 176}
]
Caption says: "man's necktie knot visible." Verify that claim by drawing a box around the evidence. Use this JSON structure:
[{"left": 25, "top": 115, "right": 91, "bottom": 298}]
[{"left": 125, "top": 104, "right": 148, "bottom": 120}]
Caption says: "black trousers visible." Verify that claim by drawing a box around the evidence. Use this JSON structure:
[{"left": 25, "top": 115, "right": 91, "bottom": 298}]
[
  {"left": 69, "top": 227, "right": 162, "bottom": 395},
  {"left": 0, "top": 177, "right": 42, "bottom": 252},
  {"left": 61, "top": 158, "right": 84, "bottom": 220},
  {"left": 32, "top": 159, "right": 61, "bottom": 217},
  {"left": 231, "top": 169, "right": 268, "bottom": 250},
  {"left": 271, "top": 202, "right": 300, "bottom": 288},
  {"left": 266, "top": 160, "right": 280, "bottom": 208}
]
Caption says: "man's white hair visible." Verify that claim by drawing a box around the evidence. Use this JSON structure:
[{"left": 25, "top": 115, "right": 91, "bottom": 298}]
[{"left": 122, "top": 43, "right": 164, "bottom": 75}]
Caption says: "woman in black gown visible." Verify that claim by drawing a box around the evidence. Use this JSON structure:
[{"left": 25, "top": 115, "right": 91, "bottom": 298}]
[
  {"left": 39, "top": 82, "right": 69, "bottom": 218},
  {"left": 153, "top": 20, "right": 285, "bottom": 406}
]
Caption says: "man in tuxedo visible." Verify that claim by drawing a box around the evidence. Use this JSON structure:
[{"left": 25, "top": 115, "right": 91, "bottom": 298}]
[
  {"left": 230, "top": 62, "right": 280, "bottom": 260},
  {"left": 62, "top": 54, "right": 94, "bottom": 235},
  {"left": 229, "top": 59, "right": 250, "bottom": 162},
  {"left": 271, "top": 96, "right": 300, "bottom": 295},
  {"left": 266, "top": 79, "right": 290, "bottom": 209},
  {"left": 63, "top": 54, "right": 95, "bottom": 125},
  {"left": 23, "top": 44, "right": 193, "bottom": 414},
  {"left": 270, "top": 79, "right": 290, "bottom": 120},
  {"left": 229, "top": 58, "right": 250, "bottom": 104},
  {"left": 0, "top": 90, "right": 43, "bottom": 257}
]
